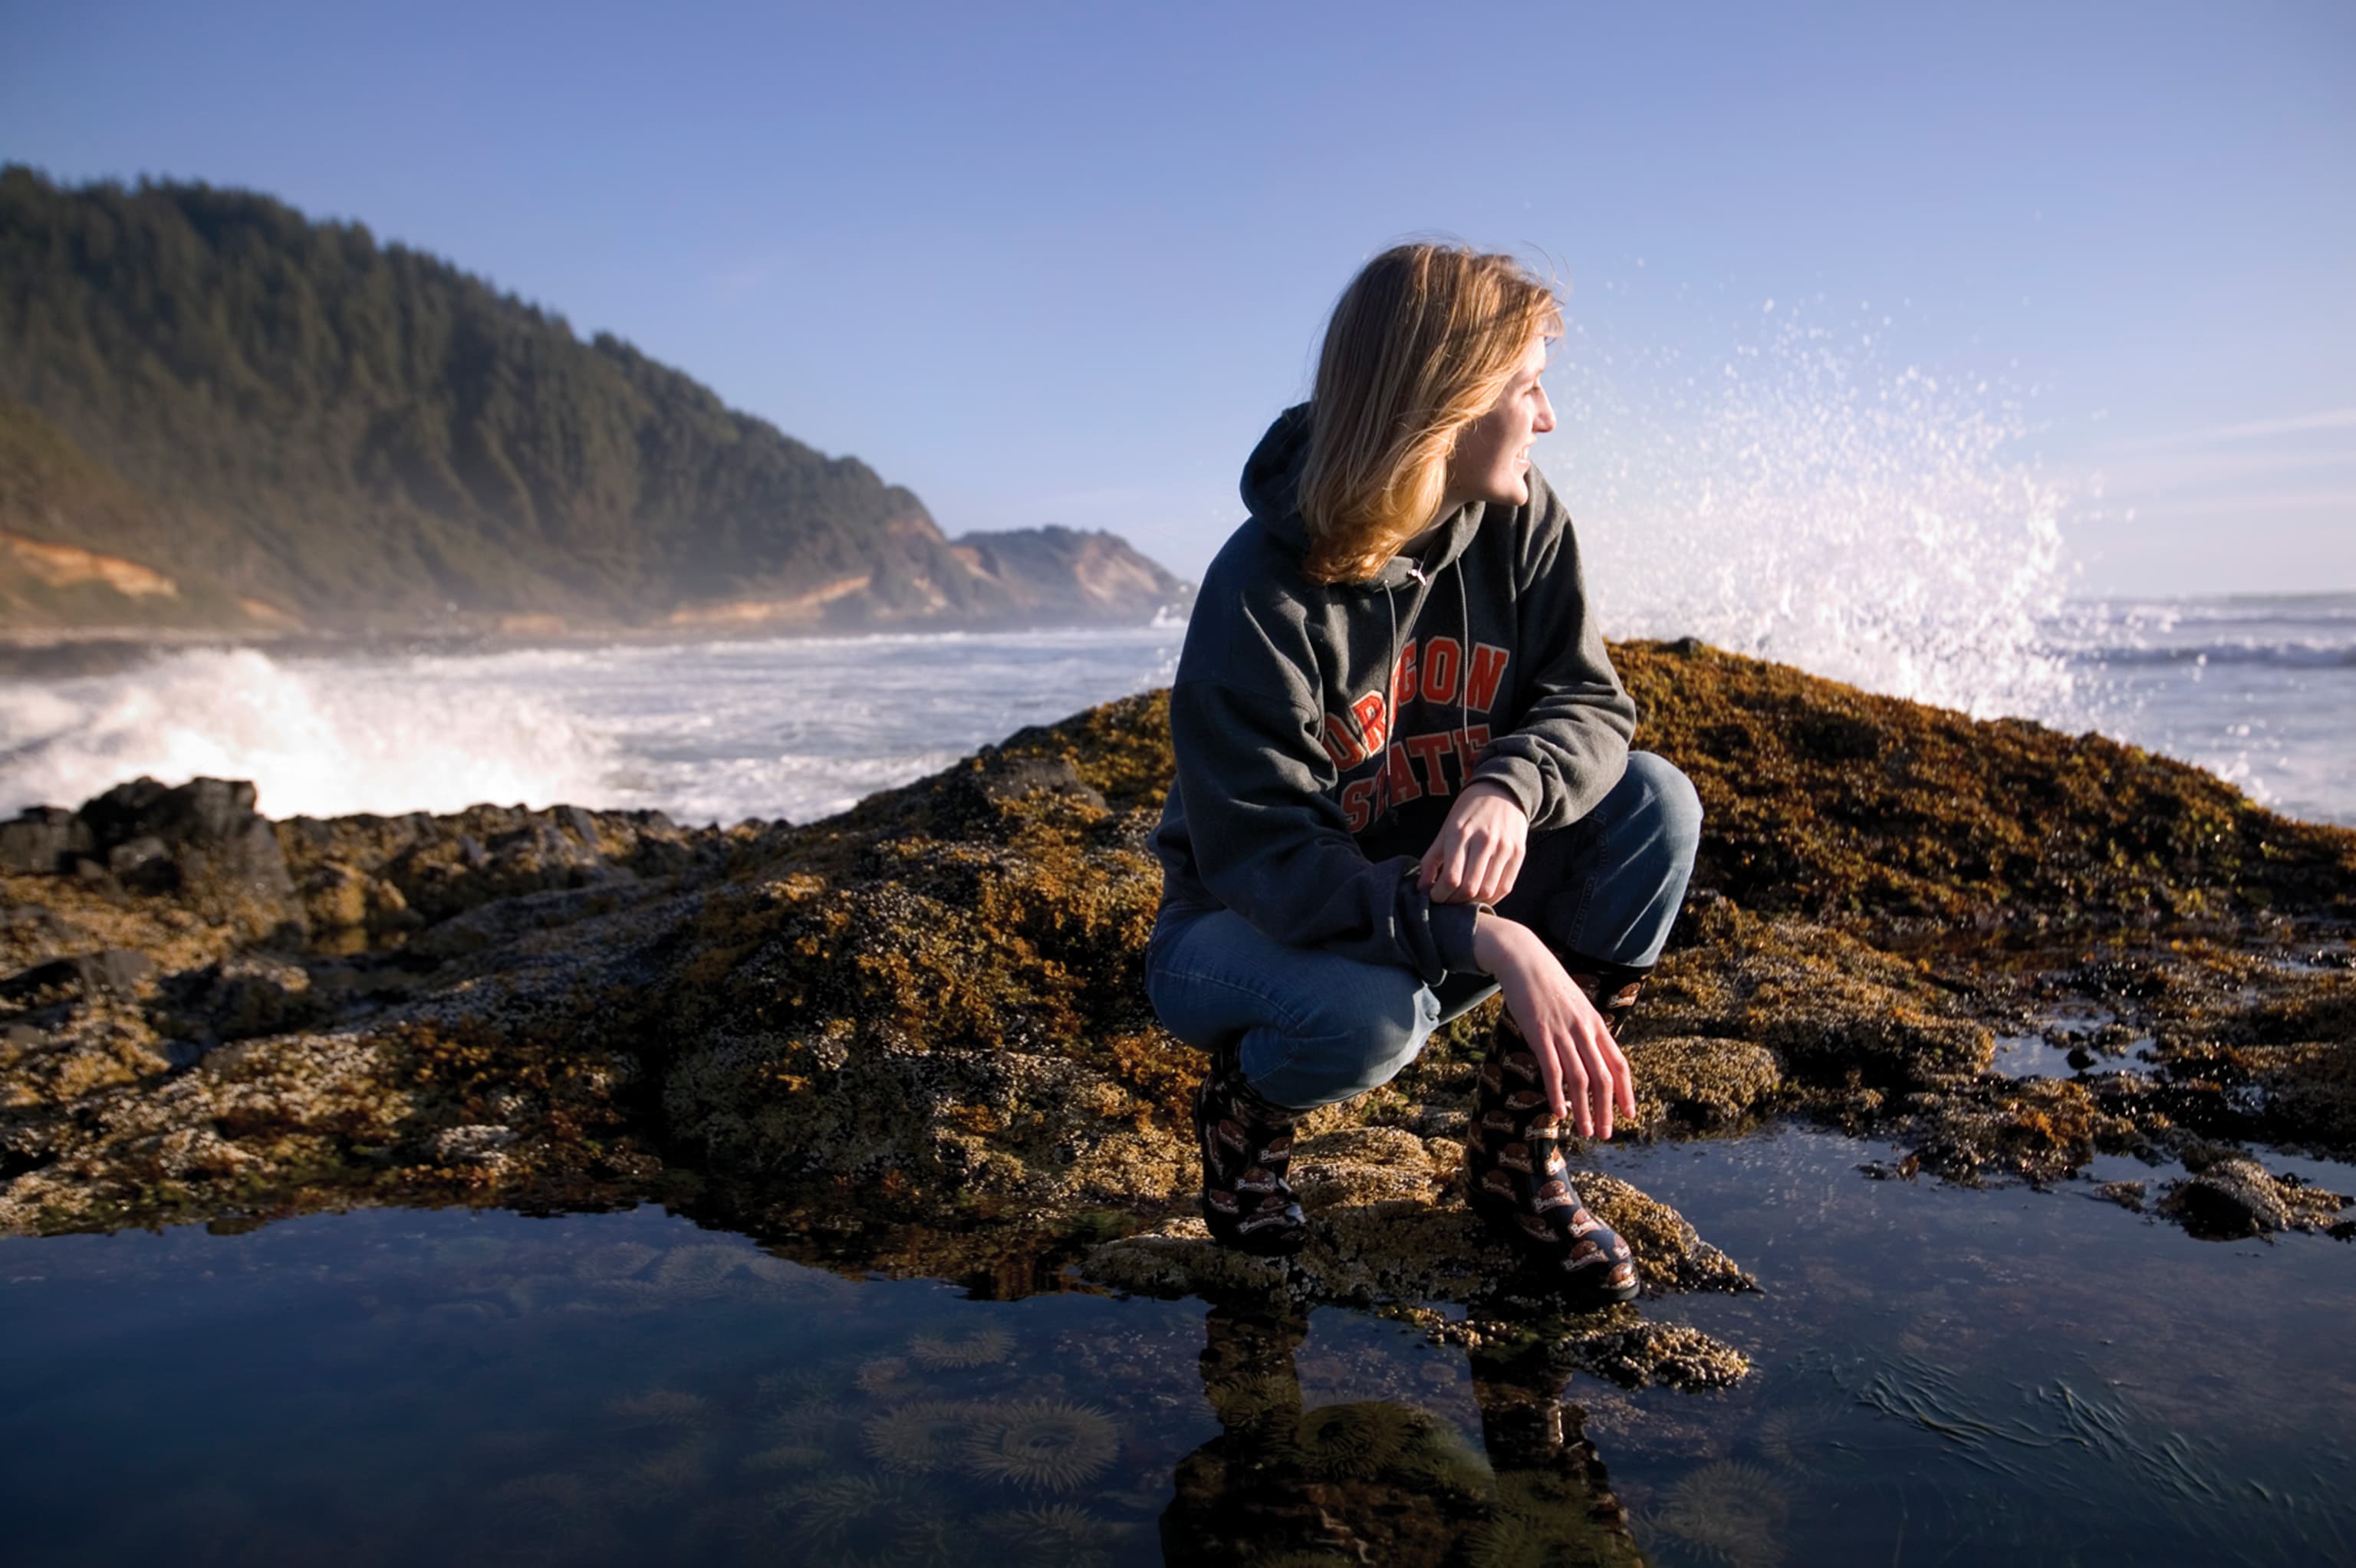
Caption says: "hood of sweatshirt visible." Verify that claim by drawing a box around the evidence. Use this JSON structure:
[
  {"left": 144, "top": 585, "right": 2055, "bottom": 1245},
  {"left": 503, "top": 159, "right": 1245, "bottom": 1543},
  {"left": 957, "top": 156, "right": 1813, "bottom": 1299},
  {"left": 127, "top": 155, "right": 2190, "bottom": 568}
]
[{"left": 1240, "top": 403, "right": 1484, "bottom": 593}]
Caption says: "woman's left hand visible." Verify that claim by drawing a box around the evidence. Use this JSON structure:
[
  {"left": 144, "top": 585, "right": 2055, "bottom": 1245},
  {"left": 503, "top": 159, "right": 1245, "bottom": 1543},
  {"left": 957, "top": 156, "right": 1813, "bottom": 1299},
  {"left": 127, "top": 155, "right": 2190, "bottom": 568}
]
[{"left": 1417, "top": 781, "right": 1528, "bottom": 906}]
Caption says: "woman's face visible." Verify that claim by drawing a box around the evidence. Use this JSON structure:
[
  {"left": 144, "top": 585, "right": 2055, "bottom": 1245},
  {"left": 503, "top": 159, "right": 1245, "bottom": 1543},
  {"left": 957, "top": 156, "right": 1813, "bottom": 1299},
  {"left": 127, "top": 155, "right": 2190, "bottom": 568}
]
[{"left": 1445, "top": 333, "right": 1556, "bottom": 511}]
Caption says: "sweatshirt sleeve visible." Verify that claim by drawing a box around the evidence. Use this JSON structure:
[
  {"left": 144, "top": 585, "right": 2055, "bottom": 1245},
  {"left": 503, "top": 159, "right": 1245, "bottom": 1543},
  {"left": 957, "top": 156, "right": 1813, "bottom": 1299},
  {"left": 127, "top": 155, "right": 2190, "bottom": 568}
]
[
  {"left": 1167, "top": 670, "right": 1484, "bottom": 983},
  {"left": 1463, "top": 473, "right": 1637, "bottom": 831}
]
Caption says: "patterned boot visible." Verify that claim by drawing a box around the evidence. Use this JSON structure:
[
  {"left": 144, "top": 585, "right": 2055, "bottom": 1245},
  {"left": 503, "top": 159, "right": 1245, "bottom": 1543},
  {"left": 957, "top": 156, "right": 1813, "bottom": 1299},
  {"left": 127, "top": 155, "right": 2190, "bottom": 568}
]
[
  {"left": 1195, "top": 1041, "right": 1308, "bottom": 1255},
  {"left": 1564, "top": 962, "right": 1647, "bottom": 1038},
  {"left": 1463, "top": 965, "right": 1649, "bottom": 1303}
]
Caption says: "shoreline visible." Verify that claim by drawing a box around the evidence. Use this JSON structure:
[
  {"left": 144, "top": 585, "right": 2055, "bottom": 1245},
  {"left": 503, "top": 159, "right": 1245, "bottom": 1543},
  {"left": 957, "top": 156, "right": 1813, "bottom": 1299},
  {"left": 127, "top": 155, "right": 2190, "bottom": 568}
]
[{"left": 0, "top": 611, "right": 1191, "bottom": 681}]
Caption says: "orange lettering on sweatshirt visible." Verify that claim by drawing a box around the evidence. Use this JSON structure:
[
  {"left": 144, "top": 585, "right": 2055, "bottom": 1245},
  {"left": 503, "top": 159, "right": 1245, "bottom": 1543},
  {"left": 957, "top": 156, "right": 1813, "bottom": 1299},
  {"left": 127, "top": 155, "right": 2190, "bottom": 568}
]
[
  {"left": 1320, "top": 712, "right": 1365, "bottom": 769},
  {"left": 1420, "top": 636, "right": 1460, "bottom": 704},
  {"left": 1403, "top": 730, "right": 1457, "bottom": 796},
  {"left": 1466, "top": 643, "right": 1510, "bottom": 711}
]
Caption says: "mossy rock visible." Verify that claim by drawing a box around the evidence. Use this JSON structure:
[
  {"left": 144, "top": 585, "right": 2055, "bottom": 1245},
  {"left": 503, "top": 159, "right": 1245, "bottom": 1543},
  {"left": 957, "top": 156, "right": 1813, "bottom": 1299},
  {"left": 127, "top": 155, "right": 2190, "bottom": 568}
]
[{"left": 1624, "top": 1036, "right": 1781, "bottom": 1130}]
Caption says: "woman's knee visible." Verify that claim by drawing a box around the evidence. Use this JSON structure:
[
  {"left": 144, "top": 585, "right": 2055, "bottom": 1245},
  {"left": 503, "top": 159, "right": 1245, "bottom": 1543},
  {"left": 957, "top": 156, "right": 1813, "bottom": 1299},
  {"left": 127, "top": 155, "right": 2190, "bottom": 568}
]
[
  {"left": 1247, "top": 983, "right": 1438, "bottom": 1109},
  {"left": 1622, "top": 751, "right": 1703, "bottom": 863}
]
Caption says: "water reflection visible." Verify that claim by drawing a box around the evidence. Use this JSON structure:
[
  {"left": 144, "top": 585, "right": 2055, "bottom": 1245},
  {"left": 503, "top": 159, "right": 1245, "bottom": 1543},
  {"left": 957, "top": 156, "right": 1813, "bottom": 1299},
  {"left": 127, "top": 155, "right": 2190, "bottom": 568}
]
[
  {"left": 1164, "top": 1303, "right": 1644, "bottom": 1566},
  {"left": 6, "top": 1123, "right": 2354, "bottom": 1565}
]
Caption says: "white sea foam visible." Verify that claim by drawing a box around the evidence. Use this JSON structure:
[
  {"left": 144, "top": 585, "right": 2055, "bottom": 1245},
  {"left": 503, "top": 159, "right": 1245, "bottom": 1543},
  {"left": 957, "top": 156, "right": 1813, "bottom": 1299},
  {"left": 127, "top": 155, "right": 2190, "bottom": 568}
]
[
  {"left": 0, "top": 626, "right": 1183, "bottom": 825},
  {"left": 1551, "top": 304, "right": 2081, "bottom": 721},
  {"left": 0, "top": 647, "right": 617, "bottom": 820}
]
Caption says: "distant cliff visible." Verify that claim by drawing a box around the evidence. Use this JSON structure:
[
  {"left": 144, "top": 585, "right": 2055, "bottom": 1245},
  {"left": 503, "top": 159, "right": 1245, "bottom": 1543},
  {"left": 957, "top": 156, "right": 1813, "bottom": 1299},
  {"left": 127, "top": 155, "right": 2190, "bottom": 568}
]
[{"left": 0, "top": 167, "right": 1189, "bottom": 635}]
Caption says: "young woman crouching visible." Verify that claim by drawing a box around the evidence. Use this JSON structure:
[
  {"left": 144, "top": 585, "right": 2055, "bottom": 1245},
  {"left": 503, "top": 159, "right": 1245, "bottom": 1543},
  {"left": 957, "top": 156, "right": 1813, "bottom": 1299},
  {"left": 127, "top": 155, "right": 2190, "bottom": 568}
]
[{"left": 1144, "top": 242, "right": 1700, "bottom": 1303}]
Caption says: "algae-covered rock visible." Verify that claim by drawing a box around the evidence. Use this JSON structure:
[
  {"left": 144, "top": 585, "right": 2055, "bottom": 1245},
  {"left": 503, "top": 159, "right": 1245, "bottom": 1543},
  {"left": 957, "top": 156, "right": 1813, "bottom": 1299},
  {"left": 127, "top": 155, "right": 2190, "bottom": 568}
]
[
  {"left": 1643, "top": 896, "right": 1992, "bottom": 1089},
  {"left": 1554, "top": 1322, "right": 1752, "bottom": 1391},
  {"left": 1625, "top": 1035, "right": 1781, "bottom": 1130},
  {"left": 276, "top": 801, "right": 709, "bottom": 935},
  {"left": 2157, "top": 1154, "right": 2351, "bottom": 1240},
  {"left": 1616, "top": 639, "right": 2356, "bottom": 932}
]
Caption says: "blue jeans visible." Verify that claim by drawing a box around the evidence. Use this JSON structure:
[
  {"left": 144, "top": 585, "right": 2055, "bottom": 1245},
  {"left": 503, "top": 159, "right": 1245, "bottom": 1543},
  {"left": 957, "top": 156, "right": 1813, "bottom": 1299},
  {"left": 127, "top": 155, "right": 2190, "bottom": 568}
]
[{"left": 1145, "top": 753, "right": 1701, "bottom": 1110}]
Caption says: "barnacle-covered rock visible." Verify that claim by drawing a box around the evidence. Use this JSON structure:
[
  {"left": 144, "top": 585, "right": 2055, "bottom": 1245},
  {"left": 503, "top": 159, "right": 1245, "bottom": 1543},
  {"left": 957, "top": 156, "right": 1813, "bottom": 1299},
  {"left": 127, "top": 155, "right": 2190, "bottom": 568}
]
[
  {"left": 1557, "top": 1322, "right": 1753, "bottom": 1392},
  {"left": 1642, "top": 897, "right": 1992, "bottom": 1089},
  {"left": 2157, "top": 1153, "right": 2351, "bottom": 1240},
  {"left": 1624, "top": 1034, "right": 1782, "bottom": 1130}
]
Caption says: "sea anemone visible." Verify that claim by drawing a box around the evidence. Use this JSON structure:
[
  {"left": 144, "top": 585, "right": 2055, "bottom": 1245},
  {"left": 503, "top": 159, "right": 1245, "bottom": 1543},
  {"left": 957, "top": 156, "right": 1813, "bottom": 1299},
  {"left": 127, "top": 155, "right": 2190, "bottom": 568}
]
[
  {"left": 571, "top": 1241, "right": 660, "bottom": 1280},
  {"left": 742, "top": 1441, "right": 829, "bottom": 1474},
  {"left": 856, "top": 1356, "right": 923, "bottom": 1399},
  {"left": 655, "top": 1244, "right": 748, "bottom": 1297},
  {"left": 1290, "top": 1402, "right": 1413, "bottom": 1481},
  {"left": 766, "top": 1474, "right": 903, "bottom": 1541},
  {"left": 1462, "top": 1471, "right": 1644, "bottom": 1568},
  {"left": 862, "top": 1401, "right": 976, "bottom": 1473},
  {"left": 1749, "top": 1402, "right": 1849, "bottom": 1474},
  {"left": 1655, "top": 1460, "right": 1788, "bottom": 1568},
  {"left": 621, "top": 1441, "right": 712, "bottom": 1507},
  {"left": 1203, "top": 1369, "right": 1304, "bottom": 1433},
  {"left": 766, "top": 1474, "right": 954, "bottom": 1563},
  {"left": 962, "top": 1399, "right": 1122, "bottom": 1493},
  {"left": 1387, "top": 1416, "right": 1496, "bottom": 1501},
  {"left": 607, "top": 1389, "right": 709, "bottom": 1430},
  {"left": 907, "top": 1325, "right": 1015, "bottom": 1370},
  {"left": 980, "top": 1504, "right": 1121, "bottom": 1568},
  {"left": 760, "top": 1399, "right": 857, "bottom": 1451},
  {"left": 1462, "top": 1511, "right": 1556, "bottom": 1568},
  {"left": 1465, "top": 1500, "right": 1634, "bottom": 1568}
]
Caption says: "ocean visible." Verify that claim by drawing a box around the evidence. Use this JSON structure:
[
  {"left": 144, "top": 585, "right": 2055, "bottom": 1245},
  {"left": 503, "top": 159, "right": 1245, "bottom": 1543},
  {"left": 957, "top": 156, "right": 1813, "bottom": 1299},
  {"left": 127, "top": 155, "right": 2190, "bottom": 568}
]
[{"left": 0, "top": 595, "right": 2348, "bottom": 830}]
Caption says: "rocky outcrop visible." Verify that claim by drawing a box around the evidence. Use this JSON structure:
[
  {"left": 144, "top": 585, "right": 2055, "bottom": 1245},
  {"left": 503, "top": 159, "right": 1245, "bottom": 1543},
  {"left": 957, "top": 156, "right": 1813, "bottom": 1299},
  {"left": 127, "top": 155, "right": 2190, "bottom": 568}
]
[
  {"left": 275, "top": 800, "right": 716, "bottom": 949},
  {"left": 3, "top": 776, "right": 304, "bottom": 951},
  {"left": 2, "top": 640, "right": 2351, "bottom": 1316},
  {"left": 948, "top": 525, "right": 1193, "bottom": 623}
]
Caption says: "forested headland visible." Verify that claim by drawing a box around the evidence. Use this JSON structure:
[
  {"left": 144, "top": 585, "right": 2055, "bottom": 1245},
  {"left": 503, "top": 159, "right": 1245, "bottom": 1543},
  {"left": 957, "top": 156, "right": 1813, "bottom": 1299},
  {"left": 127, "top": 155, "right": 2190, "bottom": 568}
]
[{"left": 0, "top": 166, "right": 1187, "bottom": 636}]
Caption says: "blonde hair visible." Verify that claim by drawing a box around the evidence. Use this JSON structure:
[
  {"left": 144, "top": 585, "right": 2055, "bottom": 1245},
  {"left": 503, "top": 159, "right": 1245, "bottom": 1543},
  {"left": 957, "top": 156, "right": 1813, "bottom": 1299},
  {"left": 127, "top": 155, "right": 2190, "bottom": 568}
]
[{"left": 1297, "top": 243, "right": 1561, "bottom": 584}]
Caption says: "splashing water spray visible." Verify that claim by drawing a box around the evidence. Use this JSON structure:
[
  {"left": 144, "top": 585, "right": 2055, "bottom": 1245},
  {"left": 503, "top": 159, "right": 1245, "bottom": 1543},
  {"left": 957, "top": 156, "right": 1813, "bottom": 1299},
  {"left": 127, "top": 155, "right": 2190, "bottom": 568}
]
[{"left": 1547, "top": 297, "right": 2085, "bottom": 723}]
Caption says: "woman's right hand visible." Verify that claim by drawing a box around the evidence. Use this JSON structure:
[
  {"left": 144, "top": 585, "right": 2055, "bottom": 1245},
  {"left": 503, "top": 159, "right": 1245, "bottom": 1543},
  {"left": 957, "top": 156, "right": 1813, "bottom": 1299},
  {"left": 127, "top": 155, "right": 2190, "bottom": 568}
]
[{"left": 1471, "top": 912, "right": 1635, "bottom": 1139}]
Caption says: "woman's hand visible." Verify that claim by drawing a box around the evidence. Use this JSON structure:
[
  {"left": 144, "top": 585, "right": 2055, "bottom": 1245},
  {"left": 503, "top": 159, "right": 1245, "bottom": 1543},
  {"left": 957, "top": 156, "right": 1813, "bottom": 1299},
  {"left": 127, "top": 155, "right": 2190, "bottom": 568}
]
[
  {"left": 1417, "top": 781, "right": 1528, "bottom": 906},
  {"left": 1472, "top": 912, "right": 1635, "bottom": 1139}
]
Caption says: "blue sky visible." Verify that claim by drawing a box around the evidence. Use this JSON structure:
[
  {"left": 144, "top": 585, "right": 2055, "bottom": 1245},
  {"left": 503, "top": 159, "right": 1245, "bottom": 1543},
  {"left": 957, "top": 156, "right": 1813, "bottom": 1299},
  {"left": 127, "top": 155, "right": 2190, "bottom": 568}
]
[{"left": 5, "top": 0, "right": 2351, "bottom": 597}]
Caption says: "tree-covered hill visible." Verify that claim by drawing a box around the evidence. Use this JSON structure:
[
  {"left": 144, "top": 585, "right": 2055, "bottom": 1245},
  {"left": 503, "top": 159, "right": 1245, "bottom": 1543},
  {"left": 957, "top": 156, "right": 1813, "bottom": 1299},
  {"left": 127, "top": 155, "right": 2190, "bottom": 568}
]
[{"left": 0, "top": 167, "right": 1186, "bottom": 633}]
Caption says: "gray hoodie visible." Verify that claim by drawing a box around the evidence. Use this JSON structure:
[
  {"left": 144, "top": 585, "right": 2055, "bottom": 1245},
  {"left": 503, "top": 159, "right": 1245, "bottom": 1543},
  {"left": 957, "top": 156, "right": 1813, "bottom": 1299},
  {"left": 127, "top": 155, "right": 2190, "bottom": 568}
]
[{"left": 1150, "top": 404, "right": 1637, "bottom": 984}]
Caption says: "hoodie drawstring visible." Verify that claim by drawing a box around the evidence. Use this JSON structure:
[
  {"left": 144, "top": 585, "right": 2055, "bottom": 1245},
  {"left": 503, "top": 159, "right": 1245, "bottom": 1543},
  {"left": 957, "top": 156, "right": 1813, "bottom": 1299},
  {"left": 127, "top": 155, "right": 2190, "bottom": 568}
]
[
  {"left": 1384, "top": 579, "right": 1402, "bottom": 800},
  {"left": 1384, "top": 554, "right": 1475, "bottom": 820}
]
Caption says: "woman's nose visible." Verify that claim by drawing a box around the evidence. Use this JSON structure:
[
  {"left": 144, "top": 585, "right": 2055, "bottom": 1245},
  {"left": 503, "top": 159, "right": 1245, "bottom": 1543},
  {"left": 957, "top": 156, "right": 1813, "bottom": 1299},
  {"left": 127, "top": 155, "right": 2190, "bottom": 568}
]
[{"left": 1534, "top": 388, "right": 1557, "bottom": 433}]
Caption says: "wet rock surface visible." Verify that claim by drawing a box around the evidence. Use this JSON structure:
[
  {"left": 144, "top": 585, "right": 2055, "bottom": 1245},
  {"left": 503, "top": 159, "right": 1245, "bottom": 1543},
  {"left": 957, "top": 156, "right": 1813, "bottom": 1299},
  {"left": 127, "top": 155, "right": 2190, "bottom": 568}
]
[
  {"left": 3, "top": 639, "right": 2351, "bottom": 1367},
  {"left": 2156, "top": 1151, "right": 2351, "bottom": 1239}
]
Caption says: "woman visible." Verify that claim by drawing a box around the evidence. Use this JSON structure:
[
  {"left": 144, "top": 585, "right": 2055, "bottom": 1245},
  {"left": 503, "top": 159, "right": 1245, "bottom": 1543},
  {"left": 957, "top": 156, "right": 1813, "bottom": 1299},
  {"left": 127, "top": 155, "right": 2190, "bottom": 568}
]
[{"left": 1144, "top": 242, "right": 1701, "bottom": 1303}]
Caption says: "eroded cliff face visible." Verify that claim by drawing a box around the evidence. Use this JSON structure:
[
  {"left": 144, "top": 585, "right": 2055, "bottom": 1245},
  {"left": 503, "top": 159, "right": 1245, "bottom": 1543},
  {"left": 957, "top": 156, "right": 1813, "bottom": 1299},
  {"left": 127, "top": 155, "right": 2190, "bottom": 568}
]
[{"left": 2, "top": 641, "right": 2350, "bottom": 1372}]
